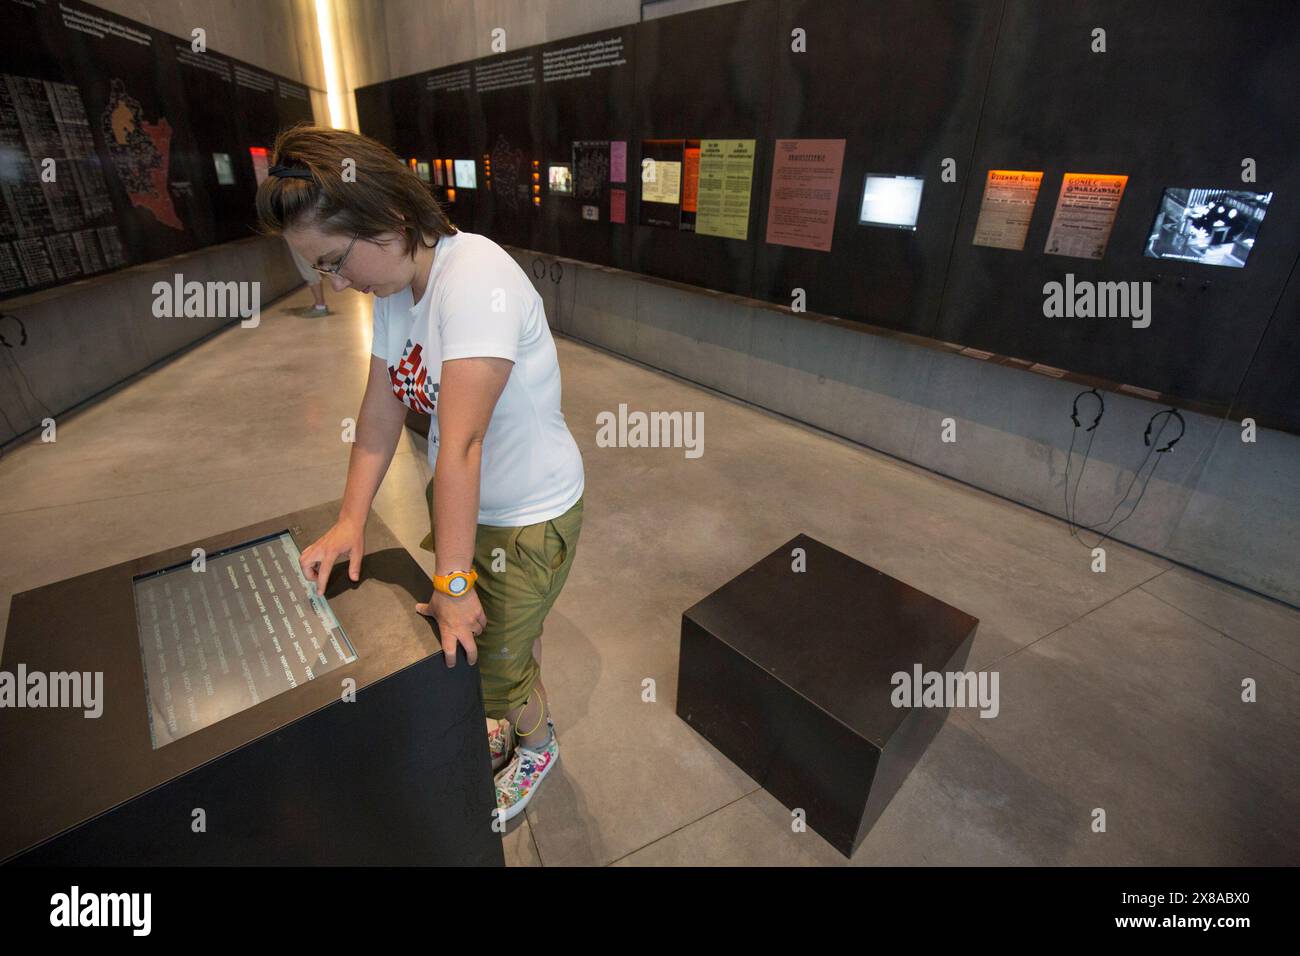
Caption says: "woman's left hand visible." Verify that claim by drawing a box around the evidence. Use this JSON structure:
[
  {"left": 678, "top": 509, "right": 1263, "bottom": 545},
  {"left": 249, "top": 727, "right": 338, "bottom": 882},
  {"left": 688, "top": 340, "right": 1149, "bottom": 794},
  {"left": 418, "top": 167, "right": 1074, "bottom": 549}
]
[{"left": 416, "top": 587, "right": 486, "bottom": 667}]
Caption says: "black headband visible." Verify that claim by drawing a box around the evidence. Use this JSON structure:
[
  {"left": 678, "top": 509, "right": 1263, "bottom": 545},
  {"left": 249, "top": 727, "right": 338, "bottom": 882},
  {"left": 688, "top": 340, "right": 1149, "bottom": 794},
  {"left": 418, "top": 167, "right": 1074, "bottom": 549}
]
[{"left": 268, "top": 162, "right": 314, "bottom": 181}]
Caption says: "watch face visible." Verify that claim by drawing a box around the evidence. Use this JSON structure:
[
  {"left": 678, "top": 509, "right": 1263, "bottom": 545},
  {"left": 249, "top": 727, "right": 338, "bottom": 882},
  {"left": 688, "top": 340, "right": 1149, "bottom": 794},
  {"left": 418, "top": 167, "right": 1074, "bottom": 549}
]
[{"left": 449, "top": 576, "right": 466, "bottom": 594}]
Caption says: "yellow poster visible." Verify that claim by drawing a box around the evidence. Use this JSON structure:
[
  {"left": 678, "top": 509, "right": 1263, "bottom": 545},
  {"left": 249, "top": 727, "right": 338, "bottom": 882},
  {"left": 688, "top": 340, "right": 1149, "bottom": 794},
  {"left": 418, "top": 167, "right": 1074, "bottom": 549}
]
[
  {"left": 642, "top": 159, "right": 681, "bottom": 204},
  {"left": 696, "top": 139, "right": 756, "bottom": 240}
]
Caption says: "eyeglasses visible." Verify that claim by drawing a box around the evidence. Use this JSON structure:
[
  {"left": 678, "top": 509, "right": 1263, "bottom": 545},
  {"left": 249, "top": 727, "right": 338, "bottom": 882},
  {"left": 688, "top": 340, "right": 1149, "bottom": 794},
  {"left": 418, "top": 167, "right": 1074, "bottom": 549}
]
[{"left": 313, "top": 233, "right": 360, "bottom": 277}]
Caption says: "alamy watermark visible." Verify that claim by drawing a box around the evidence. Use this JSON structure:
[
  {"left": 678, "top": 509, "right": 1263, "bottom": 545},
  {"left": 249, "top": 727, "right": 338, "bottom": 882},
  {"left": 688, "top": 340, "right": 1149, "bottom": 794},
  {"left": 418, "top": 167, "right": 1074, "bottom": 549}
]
[
  {"left": 0, "top": 664, "right": 103, "bottom": 718},
  {"left": 891, "top": 664, "right": 999, "bottom": 718},
  {"left": 49, "top": 886, "right": 150, "bottom": 935},
  {"left": 152, "top": 274, "right": 260, "bottom": 328},
  {"left": 596, "top": 403, "right": 703, "bottom": 458},
  {"left": 1043, "top": 273, "right": 1151, "bottom": 328}
]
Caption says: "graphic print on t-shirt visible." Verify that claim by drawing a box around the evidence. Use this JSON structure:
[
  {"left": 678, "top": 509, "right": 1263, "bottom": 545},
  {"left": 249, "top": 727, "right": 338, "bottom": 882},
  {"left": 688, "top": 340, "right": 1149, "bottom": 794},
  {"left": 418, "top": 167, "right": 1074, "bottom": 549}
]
[{"left": 389, "top": 337, "right": 439, "bottom": 414}]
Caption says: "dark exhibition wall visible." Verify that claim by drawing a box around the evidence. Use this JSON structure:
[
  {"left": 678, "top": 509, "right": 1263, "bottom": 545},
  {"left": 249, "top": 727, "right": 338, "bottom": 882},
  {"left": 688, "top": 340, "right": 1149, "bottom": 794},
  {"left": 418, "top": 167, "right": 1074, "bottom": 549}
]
[
  {"left": 0, "top": 0, "right": 314, "bottom": 299},
  {"left": 355, "top": 0, "right": 1300, "bottom": 436}
]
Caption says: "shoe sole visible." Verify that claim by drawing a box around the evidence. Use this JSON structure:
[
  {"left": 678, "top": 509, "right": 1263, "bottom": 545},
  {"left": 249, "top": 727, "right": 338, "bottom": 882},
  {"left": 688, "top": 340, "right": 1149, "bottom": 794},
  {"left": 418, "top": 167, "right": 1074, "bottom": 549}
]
[{"left": 497, "top": 745, "right": 559, "bottom": 823}]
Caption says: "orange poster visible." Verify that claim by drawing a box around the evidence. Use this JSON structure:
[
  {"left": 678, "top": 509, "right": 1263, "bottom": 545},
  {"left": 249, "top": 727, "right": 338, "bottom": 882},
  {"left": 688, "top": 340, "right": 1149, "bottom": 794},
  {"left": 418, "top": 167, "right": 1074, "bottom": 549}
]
[
  {"left": 682, "top": 144, "right": 700, "bottom": 213},
  {"left": 1044, "top": 172, "right": 1128, "bottom": 259},
  {"left": 972, "top": 169, "right": 1043, "bottom": 250}
]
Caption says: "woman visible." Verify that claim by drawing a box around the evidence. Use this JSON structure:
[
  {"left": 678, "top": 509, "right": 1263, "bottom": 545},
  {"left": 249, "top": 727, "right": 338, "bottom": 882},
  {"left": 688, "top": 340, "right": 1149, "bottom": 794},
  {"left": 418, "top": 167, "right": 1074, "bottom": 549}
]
[
  {"left": 254, "top": 124, "right": 585, "bottom": 822},
  {"left": 285, "top": 240, "right": 330, "bottom": 315}
]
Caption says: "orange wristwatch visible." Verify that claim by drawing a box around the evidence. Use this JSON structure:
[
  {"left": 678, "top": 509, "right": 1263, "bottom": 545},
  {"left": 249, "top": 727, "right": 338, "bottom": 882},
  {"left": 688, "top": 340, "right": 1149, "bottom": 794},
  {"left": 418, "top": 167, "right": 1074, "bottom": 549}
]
[{"left": 433, "top": 568, "right": 478, "bottom": 597}]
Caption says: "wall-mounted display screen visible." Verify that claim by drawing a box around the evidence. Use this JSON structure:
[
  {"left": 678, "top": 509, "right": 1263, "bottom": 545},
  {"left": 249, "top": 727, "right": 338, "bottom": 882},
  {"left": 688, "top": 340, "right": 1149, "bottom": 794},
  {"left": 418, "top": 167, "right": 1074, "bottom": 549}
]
[
  {"left": 549, "top": 163, "right": 573, "bottom": 195},
  {"left": 858, "top": 174, "right": 925, "bottom": 230},
  {"left": 1144, "top": 188, "right": 1272, "bottom": 268},
  {"left": 454, "top": 158, "right": 476, "bottom": 188},
  {"left": 213, "top": 153, "right": 236, "bottom": 186}
]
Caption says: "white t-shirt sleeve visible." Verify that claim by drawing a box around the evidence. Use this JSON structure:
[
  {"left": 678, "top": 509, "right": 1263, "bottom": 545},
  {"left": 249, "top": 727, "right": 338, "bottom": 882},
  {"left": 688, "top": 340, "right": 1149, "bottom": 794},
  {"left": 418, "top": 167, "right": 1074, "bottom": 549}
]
[
  {"left": 437, "top": 274, "right": 526, "bottom": 364},
  {"left": 370, "top": 297, "right": 388, "bottom": 359}
]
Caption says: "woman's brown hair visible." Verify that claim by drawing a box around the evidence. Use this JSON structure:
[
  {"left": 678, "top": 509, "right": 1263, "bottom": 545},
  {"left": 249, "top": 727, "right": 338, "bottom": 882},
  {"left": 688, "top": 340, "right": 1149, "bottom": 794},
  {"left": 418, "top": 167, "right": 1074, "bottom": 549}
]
[{"left": 254, "top": 123, "right": 457, "bottom": 258}]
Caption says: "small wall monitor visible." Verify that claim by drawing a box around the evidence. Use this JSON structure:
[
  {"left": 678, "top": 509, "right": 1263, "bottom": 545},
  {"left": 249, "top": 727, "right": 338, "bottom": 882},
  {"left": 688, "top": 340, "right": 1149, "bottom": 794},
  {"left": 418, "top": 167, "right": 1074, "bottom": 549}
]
[
  {"left": 1144, "top": 187, "right": 1273, "bottom": 268},
  {"left": 549, "top": 162, "right": 573, "bottom": 195},
  {"left": 454, "top": 159, "right": 477, "bottom": 189},
  {"left": 858, "top": 174, "right": 925, "bottom": 230},
  {"left": 212, "top": 153, "right": 235, "bottom": 185}
]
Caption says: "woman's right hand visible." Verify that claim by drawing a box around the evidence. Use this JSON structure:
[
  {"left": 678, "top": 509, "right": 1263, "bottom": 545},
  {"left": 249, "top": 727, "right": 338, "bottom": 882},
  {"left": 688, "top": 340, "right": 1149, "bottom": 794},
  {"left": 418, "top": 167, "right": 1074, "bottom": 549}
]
[{"left": 299, "top": 517, "right": 366, "bottom": 595}]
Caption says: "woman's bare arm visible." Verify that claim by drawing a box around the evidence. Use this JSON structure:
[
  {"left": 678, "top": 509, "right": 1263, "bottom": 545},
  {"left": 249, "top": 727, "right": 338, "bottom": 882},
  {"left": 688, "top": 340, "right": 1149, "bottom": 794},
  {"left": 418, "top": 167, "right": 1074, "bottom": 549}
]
[
  {"left": 339, "top": 354, "right": 408, "bottom": 527},
  {"left": 430, "top": 356, "right": 514, "bottom": 575}
]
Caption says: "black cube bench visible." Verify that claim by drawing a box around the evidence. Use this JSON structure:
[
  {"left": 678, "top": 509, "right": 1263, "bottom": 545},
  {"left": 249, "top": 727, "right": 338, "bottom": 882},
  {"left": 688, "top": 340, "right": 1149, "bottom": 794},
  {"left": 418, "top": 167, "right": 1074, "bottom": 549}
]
[{"left": 677, "top": 533, "right": 979, "bottom": 858}]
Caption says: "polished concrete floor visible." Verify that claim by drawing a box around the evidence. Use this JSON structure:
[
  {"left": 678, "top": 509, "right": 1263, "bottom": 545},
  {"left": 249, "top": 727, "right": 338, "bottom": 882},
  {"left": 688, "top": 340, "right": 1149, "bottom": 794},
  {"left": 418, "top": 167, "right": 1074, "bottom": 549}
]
[{"left": 2, "top": 283, "right": 1298, "bottom": 866}]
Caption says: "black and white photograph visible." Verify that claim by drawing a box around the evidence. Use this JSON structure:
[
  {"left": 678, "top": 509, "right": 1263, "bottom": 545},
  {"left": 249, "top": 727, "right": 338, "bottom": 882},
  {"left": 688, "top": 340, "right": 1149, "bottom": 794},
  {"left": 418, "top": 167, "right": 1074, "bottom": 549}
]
[{"left": 1144, "top": 186, "right": 1273, "bottom": 268}]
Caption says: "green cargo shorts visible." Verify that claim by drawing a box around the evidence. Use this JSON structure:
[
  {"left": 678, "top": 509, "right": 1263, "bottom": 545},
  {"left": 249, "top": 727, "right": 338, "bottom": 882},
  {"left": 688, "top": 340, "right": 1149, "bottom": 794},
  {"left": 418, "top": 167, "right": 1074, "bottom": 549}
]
[{"left": 418, "top": 477, "right": 584, "bottom": 720}]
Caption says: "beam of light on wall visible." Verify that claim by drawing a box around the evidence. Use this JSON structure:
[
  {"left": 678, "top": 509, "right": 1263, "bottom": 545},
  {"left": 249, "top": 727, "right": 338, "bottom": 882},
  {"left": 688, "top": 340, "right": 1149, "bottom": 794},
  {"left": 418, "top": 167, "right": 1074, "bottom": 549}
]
[{"left": 315, "top": 0, "right": 345, "bottom": 129}]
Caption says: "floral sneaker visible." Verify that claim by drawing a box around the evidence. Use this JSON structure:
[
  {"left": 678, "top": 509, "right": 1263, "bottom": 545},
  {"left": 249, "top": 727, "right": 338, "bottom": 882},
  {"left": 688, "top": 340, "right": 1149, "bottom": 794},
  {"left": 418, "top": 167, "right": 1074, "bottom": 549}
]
[
  {"left": 494, "top": 717, "right": 558, "bottom": 823},
  {"left": 488, "top": 717, "right": 515, "bottom": 774}
]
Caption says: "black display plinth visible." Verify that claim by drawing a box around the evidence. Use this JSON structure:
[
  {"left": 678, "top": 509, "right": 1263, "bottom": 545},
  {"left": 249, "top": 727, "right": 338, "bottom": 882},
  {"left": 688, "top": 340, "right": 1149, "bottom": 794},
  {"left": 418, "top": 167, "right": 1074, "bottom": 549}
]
[
  {"left": 1, "top": 501, "right": 503, "bottom": 866},
  {"left": 676, "top": 533, "right": 979, "bottom": 858}
]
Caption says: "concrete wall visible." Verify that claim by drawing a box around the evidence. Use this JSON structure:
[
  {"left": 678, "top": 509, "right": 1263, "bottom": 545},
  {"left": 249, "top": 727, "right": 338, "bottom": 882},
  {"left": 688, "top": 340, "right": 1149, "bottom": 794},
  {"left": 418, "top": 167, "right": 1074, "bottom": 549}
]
[
  {"left": 93, "top": 0, "right": 323, "bottom": 87},
  {"left": 0, "top": 236, "right": 306, "bottom": 445},
  {"left": 89, "top": 0, "right": 393, "bottom": 130}
]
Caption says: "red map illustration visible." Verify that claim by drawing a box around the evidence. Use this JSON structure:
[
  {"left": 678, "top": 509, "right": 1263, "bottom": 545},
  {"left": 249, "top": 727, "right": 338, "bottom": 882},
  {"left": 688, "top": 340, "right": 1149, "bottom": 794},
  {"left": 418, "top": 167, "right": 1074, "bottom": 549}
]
[{"left": 101, "top": 78, "right": 183, "bottom": 230}]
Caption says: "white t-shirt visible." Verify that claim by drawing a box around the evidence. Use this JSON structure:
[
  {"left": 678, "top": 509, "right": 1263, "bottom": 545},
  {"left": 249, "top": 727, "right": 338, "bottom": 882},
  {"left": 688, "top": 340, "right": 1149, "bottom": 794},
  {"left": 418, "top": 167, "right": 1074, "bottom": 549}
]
[{"left": 370, "top": 228, "right": 584, "bottom": 526}]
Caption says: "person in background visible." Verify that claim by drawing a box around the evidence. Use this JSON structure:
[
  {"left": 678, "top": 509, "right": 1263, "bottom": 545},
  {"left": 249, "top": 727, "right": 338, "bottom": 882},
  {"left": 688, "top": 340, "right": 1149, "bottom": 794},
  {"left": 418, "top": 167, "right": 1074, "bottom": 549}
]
[{"left": 287, "top": 241, "right": 330, "bottom": 314}]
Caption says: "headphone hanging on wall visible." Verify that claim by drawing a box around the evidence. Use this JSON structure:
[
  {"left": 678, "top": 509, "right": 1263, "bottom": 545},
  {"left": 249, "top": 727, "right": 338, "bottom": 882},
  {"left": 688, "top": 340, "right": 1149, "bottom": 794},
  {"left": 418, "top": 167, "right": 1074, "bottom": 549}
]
[
  {"left": 0, "top": 313, "right": 28, "bottom": 348},
  {"left": 1144, "top": 408, "right": 1185, "bottom": 453},
  {"left": 1070, "top": 387, "right": 1104, "bottom": 430},
  {"left": 528, "top": 257, "right": 567, "bottom": 329},
  {"left": 1063, "top": 387, "right": 1185, "bottom": 551},
  {"left": 0, "top": 313, "right": 55, "bottom": 456}
]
